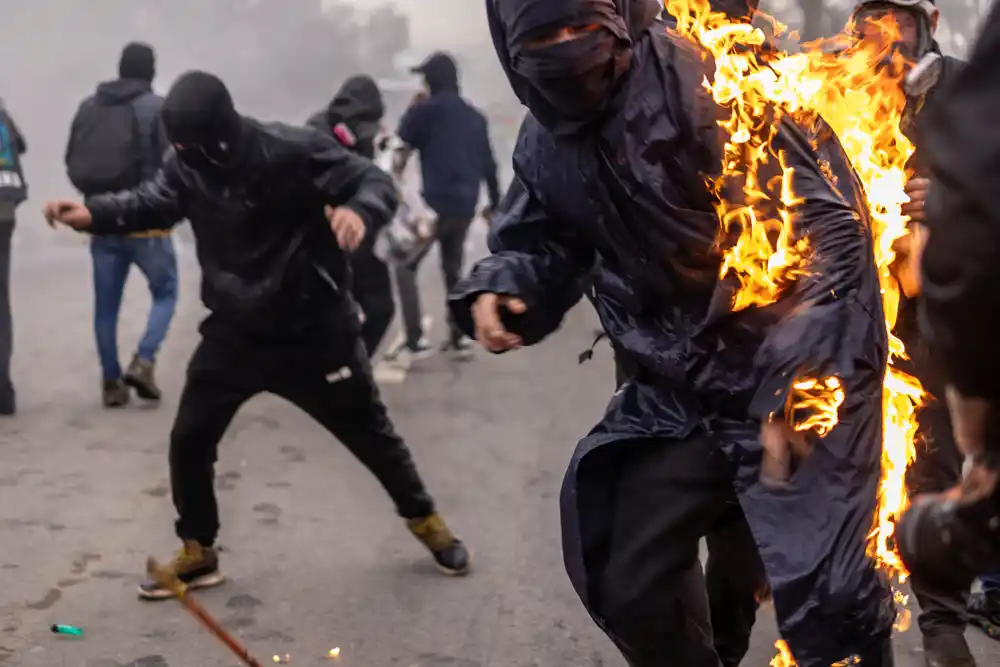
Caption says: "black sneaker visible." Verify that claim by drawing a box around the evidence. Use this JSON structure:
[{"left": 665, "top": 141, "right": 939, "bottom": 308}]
[
  {"left": 441, "top": 335, "right": 475, "bottom": 360},
  {"left": 102, "top": 378, "right": 130, "bottom": 408},
  {"left": 124, "top": 356, "right": 161, "bottom": 401},
  {"left": 383, "top": 337, "right": 435, "bottom": 364},
  {"left": 969, "top": 590, "right": 1000, "bottom": 640},
  {"left": 407, "top": 513, "right": 470, "bottom": 576},
  {"left": 138, "top": 540, "right": 226, "bottom": 600},
  {"left": 922, "top": 632, "right": 976, "bottom": 667}
]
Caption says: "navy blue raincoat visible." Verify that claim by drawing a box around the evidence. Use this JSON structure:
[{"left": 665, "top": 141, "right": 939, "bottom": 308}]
[{"left": 450, "top": 3, "right": 895, "bottom": 665}]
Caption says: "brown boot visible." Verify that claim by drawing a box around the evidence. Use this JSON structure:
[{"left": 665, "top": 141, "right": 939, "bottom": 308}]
[
  {"left": 137, "top": 540, "right": 225, "bottom": 600},
  {"left": 407, "top": 513, "right": 470, "bottom": 576}
]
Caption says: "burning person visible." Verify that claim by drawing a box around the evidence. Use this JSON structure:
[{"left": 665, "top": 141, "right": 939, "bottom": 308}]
[
  {"left": 450, "top": 0, "right": 895, "bottom": 665},
  {"left": 307, "top": 75, "right": 396, "bottom": 357},
  {"left": 43, "top": 71, "right": 470, "bottom": 599},
  {"left": 850, "top": 1, "right": 978, "bottom": 665}
]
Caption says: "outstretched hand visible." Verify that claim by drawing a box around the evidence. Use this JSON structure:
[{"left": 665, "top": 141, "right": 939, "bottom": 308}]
[
  {"left": 325, "top": 205, "right": 366, "bottom": 251},
  {"left": 43, "top": 200, "right": 92, "bottom": 230},
  {"left": 471, "top": 293, "right": 527, "bottom": 352}
]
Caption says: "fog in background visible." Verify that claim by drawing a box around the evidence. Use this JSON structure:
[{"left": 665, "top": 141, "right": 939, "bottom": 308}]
[{"left": 1, "top": 0, "right": 989, "bottom": 250}]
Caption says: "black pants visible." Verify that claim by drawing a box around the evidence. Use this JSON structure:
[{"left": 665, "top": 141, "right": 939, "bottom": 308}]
[
  {"left": 906, "top": 401, "right": 969, "bottom": 636},
  {"left": 351, "top": 250, "right": 395, "bottom": 358},
  {"left": 395, "top": 216, "right": 472, "bottom": 345},
  {"left": 169, "top": 332, "right": 435, "bottom": 546},
  {"left": 597, "top": 435, "right": 767, "bottom": 667},
  {"left": 0, "top": 222, "right": 13, "bottom": 406}
]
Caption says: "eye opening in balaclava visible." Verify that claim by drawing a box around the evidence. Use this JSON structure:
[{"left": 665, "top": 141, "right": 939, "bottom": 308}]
[
  {"left": 162, "top": 70, "right": 243, "bottom": 176},
  {"left": 490, "top": 0, "right": 662, "bottom": 135}
]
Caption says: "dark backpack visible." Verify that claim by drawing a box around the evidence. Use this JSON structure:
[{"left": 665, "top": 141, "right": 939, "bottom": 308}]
[{"left": 66, "top": 98, "right": 142, "bottom": 196}]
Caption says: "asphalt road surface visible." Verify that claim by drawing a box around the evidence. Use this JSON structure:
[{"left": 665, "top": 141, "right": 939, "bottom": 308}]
[{"left": 2, "top": 225, "right": 999, "bottom": 667}]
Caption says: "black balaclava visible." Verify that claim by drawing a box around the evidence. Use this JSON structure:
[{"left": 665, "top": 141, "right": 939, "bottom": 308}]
[
  {"left": 119, "top": 42, "right": 155, "bottom": 82},
  {"left": 413, "top": 52, "right": 460, "bottom": 95},
  {"left": 327, "top": 75, "right": 385, "bottom": 159},
  {"left": 161, "top": 71, "right": 244, "bottom": 179},
  {"left": 488, "top": 0, "right": 661, "bottom": 136}
]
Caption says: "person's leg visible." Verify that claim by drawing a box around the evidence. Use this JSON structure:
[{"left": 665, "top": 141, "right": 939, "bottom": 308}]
[
  {"left": 597, "top": 434, "right": 735, "bottom": 667},
  {"left": 271, "top": 345, "right": 468, "bottom": 574},
  {"left": 705, "top": 507, "right": 767, "bottom": 667},
  {"left": 138, "top": 336, "right": 257, "bottom": 600},
  {"left": 969, "top": 571, "right": 1000, "bottom": 640},
  {"left": 436, "top": 217, "right": 473, "bottom": 347},
  {"left": 0, "top": 222, "right": 13, "bottom": 414},
  {"left": 387, "top": 244, "right": 434, "bottom": 359},
  {"left": 126, "top": 235, "right": 179, "bottom": 400},
  {"left": 90, "top": 236, "right": 131, "bottom": 406},
  {"left": 351, "top": 251, "right": 395, "bottom": 358}
]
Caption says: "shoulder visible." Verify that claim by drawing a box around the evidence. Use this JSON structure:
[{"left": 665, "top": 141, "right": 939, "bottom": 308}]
[{"left": 258, "top": 121, "right": 344, "bottom": 165}]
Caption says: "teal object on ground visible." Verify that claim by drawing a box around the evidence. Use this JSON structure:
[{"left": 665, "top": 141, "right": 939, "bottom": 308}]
[{"left": 50, "top": 624, "right": 83, "bottom": 636}]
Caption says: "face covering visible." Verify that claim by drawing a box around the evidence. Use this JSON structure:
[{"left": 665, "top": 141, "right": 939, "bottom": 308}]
[
  {"left": 512, "top": 27, "right": 629, "bottom": 115},
  {"left": 162, "top": 71, "right": 244, "bottom": 179}
]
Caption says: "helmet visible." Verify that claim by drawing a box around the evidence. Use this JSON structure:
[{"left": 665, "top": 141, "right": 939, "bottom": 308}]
[{"left": 851, "top": 0, "right": 939, "bottom": 57}]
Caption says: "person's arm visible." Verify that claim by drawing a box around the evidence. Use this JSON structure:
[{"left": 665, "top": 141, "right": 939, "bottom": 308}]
[
  {"left": 308, "top": 133, "right": 398, "bottom": 235},
  {"left": 393, "top": 98, "right": 426, "bottom": 177},
  {"left": 919, "top": 1, "right": 1000, "bottom": 400},
  {"left": 449, "top": 176, "right": 594, "bottom": 349},
  {"left": 481, "top": 115, "right": 501, "bottom": 211},
  {"left": 86, "top": 156, "right": 186, "bottom": 234},
  {"left": 64, "top": 102, "right": 84, "bottom": 167},
  {"left": 6, "top": 113, "right": 25, "bottom": 155}
]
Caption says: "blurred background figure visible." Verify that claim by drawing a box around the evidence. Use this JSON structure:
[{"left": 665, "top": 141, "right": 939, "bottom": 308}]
[
  {"left": 0, "top": 99, "right": 27, "bottom": 416},
  {"left": 385, "top": 52, "right": 501, "bottom": 363},
  {"left": 64, "top": 42, "right": 178, "bottom": 408},
  {"left": 307, "top": 75, "right": 397, "bottom": 358}
]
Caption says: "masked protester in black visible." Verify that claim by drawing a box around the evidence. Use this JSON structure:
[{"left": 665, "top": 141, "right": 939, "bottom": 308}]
[
  {"left": 307, "top": 75, "right": 396, "bottom": 358},
  {"left": 895, "top": 0, "right": 1000, "bottom": 636},
  {"left": 450, "top": 1, "right": 896, "bottom": 665},
  {"left": 44, "top": 71, "right": 471, "bottom": 599}
]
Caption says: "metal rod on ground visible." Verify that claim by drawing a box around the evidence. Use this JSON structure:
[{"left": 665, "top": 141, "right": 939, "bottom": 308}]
[{"left": 146, "top": 557, "right": 264, "bottom": 667}]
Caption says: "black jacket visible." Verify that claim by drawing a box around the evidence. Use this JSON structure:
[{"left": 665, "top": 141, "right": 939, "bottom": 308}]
[
  {"left": 450, "top": 20, "right": 892, "bottom": 666},
  {"left": 87, "top": 120, "right": 398, "bottom": 341},
  {"left": 921, "top": 10, "right": 1000, "bottom": 399},
  {"left": 67, "top": 78, "right": 168, "bottom": 182}
]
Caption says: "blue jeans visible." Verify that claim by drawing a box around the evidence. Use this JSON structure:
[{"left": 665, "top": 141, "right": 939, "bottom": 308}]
[{"left": 91, "top": 235, "right": 178, "bottom": 380}]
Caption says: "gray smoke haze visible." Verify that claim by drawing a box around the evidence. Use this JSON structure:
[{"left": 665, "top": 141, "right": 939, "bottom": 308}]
[{"left": 2, "top": 0, "right": 988, "bottom": 241}]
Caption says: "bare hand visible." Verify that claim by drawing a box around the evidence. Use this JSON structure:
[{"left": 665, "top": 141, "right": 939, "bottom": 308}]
[
  {"left": 325, "top": 205, "right": 366, "bottom": 251},
  {"left": 901, "top": 177, "right": 930, "bottom": 223},
  {"left": 892, "top": 222, "right": 928, "bottom": 298},
  {"left": 471, "top": 293, "right": 527, "bottom": 352},
  {"left": 946, "top": 385, "right": 994, "bottom": 458},
  {"left": 759, "top": 419, "right": 812, "bottom": 488},
  {"left": 43, "top": 199, "right": 93, "bottom": 229}
]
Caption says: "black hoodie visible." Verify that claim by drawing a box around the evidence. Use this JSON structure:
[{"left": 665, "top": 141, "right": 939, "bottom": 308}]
[{"left": 306, "top": 75, "right": 385, "bottom": 160}]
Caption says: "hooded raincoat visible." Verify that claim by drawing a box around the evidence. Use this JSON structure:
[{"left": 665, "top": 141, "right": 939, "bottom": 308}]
[{"left": 450, "top": 1, "right": 895, "bottom": 664}]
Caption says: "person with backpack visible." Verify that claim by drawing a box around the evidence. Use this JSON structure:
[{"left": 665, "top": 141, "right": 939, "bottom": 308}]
[
  {"left": 0, "top": 100, "right": 27, "bottom": 416},
  {"left": 65, "top": 42, "right": 178, "bottom": 408}
]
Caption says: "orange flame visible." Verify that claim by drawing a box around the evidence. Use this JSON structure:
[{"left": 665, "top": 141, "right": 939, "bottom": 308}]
[{"left": 663, "top": 1, "right": 927, "bottom": 663}]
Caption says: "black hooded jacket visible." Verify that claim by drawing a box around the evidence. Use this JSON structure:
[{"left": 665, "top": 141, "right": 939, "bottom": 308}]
[
  {"left": 451, "top": 0, "right": 893, "bottom": 663},
  {"left": 307, "top": 75, "right": 385, "bottom": 160},
  {"left": 86, "top": 120, "right": 398, "bottom": 341}
]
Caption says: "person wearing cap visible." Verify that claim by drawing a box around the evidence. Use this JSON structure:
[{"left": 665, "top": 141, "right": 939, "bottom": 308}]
[
  {"left": 65, "top": 42, "right": 178, "bottom": 409},
  {"left": 852, "top": 2, "right": 979, "bottom": 665},
  {"left": 386, "top": 52, "right": 501, "bottom": 362}
]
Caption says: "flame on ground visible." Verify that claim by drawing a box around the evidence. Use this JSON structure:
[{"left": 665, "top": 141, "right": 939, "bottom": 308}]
[{"left": 663, "top": 0, "right": 927, "bottom": 663}]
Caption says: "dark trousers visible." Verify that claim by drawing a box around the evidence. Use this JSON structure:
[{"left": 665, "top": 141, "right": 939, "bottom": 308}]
[
  {"left": 0, "top": 222, "right": 12, "bottom": 405},
  {"left": 351, "top": 250, "right": 395, "bottom": 358},
  {"left": 395, "top": 216, "right": 472, "bottom": 345},
  {"left": 169, "top": 332, "right": 435, "bottom": 546},
  {"left": 906, "top": 401, "right": 970, "bottom": 636},
  {"left": 597, "top": 435, "right": 767, "bottom": 667}
]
